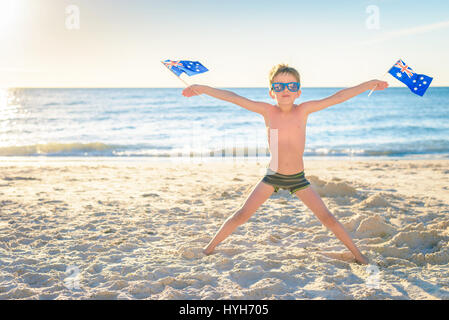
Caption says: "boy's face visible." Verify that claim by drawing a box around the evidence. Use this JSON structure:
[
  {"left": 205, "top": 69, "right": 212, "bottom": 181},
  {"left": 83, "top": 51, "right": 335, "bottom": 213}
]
[{"left": 269, "top": 72, "right": 301, "bottom": 104}]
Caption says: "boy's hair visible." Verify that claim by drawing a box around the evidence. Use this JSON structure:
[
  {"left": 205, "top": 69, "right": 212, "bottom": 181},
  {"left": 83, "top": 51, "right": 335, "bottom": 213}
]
[{"left": 268, "top": 63, "right": 300, "bottom": 88}]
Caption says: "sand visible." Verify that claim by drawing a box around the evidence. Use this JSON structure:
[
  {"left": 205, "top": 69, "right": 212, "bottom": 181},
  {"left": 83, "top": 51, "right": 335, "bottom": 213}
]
[{"left": 0, "top": 157, "right": 448, "bottom": 300}]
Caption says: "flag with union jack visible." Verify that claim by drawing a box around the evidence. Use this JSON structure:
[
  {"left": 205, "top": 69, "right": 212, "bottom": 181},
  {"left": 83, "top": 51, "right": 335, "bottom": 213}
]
[
  {"left": 162, "top": 59, "right": 208, "bottom": 77},
  {"left": 388, "top": 59, "right": 433, "bottom": 96}
]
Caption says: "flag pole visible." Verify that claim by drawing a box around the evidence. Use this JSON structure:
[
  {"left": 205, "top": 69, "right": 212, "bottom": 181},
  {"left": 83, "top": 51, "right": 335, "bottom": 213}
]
[
  {"left": 367, "top": 71, "right": 389, "bottom": 97},
  {"left": 160, "top": 61, "right": 205, "bottom": 99}
]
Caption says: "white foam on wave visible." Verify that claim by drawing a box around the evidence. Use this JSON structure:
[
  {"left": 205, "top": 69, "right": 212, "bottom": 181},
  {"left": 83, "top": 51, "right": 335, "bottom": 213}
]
[{"left": 0, "top": 142, "right": 113, "bottom": 156}]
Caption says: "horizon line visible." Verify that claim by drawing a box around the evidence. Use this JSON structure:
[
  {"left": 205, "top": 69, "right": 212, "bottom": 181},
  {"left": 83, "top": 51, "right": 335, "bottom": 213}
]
[{"left": 4, "top": 85, "right": 449, "bottom": 89}]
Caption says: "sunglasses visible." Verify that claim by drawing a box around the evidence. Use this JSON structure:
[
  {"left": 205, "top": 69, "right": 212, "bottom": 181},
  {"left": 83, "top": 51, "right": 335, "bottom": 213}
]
[{"left": 271, "top": 82, "right": 300, "bottom": 92}]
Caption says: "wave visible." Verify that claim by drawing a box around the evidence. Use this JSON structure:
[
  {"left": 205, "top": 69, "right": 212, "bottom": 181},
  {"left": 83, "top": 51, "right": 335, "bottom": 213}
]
[
  {"left": 0, "top": 143, "right": 448, "bottom": 158},
  {"left": 42, "top": 101, "right": 86, "bottom": 107},
  {"left": 0, "top": 142, "right": 115, "bottom": 156}
]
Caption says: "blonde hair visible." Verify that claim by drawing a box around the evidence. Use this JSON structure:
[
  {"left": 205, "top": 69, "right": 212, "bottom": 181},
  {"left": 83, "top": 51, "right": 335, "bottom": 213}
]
[{"left": 269, "top": 63, "right": 300, "bottom": 88}]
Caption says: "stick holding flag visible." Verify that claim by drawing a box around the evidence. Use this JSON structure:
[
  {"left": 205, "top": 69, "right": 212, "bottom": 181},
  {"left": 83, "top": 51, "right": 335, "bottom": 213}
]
[
  {"left": 367, "top": 71, "right": 389, "bottom": 97},
  {"left": 161, "top": 59, "right": 209, "bottom": 98}
]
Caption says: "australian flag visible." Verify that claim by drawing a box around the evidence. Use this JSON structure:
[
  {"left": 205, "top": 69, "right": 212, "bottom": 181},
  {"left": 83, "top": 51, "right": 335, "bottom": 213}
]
[
  {"left": 162, "top": 59, "right": 208, "bottom": 77},
  {"left": 388, "top": 59, "right": 433, "bottom": 96}
]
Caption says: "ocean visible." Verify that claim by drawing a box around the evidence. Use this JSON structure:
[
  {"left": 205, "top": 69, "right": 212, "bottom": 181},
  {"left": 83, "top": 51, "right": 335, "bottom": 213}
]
[{"left": 1, "top": 87, "right": 448, "bottom": 160}]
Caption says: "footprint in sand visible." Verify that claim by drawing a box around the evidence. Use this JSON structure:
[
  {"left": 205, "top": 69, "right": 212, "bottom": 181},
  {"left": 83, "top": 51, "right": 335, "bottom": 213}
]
[
  {"left": 242, "top": 278, "right": 289, "bottom": 299},
  {"left": 3, "top": 176, "right": 40, "bottom": 181},
  {"left": 220, "top": 191, "right": 233, "bottom": 199},
  {"left": 178, "top": 246, "right": 205, "bottom": 259},
  {"left": 142, "top": 193, "right": 160, "bottom": 198},
  {"left": 358, "top": 193, "right": 391, "bottom": 208},
  {"left": 319, "top": 251, "right": 356, "bottom": 263},
  {"left": 217, "top": 247, "right": 244, "bottom": 257}
]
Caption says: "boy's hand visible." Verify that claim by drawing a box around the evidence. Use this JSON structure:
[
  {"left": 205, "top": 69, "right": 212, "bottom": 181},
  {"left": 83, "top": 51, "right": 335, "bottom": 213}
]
[
  {"left": 182, "top": 85, "right": 203, "bottom": 97},
  {"left": 371, "top": 79, "right": 389, "bottom": 91}
]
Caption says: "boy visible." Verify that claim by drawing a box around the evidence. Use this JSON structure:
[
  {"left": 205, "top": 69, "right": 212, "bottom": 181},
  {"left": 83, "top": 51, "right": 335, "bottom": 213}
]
[{"left": 182, "top": 64, "right": 388, "bottom": 265}]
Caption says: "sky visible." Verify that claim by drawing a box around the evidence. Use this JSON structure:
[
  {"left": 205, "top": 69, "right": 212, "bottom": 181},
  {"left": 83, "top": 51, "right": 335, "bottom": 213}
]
[{"left": 1, "top": 0, "right": 449, "bottom": 88}]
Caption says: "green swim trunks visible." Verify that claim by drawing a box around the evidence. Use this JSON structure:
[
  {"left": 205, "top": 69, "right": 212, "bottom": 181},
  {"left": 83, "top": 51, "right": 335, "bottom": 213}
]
[{"left": 262, "top": 167, "right": 311, "bottom": 194}]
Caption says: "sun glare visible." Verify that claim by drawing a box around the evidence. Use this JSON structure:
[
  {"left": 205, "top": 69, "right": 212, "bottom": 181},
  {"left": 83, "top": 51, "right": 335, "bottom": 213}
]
[
  {"left": 0, "top": 0, "right": 20, "bottom": 35},
  {"left": 0, "top": 89, "right": 7, "bottom": 109}
]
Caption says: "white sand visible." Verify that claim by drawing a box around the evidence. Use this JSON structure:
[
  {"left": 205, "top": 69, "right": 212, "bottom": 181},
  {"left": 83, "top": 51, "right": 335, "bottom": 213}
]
[{"left": 0, "top": 157, "right": 448, "bottom": 300}]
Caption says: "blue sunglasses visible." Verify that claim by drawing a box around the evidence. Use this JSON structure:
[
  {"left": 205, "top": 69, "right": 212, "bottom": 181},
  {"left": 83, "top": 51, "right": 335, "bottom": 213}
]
[{"left": 271, "top": 82, "right": 300, "bottom": 92}]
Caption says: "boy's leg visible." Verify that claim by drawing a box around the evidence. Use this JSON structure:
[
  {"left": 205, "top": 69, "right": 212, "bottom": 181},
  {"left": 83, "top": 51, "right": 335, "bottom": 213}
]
[
  {"left": 203, "top": 179, "right": 275, "bottom": 255},
  {"left": 294, "top": 185, "right": 368, "bottom": 264}
]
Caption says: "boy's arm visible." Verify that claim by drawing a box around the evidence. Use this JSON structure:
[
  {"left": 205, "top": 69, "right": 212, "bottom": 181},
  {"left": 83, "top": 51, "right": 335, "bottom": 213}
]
[
  {"left": 182, "top": 84, "right": 269, "bottom": 116},
  {"left": 301, "top": 80, "right": 388, "bottom": 115}
]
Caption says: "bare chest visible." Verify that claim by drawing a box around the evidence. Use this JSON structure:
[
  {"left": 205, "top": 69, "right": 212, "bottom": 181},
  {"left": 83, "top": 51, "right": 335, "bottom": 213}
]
[{"left": 264, "top": 105, "right": 307, "bottom": 132}]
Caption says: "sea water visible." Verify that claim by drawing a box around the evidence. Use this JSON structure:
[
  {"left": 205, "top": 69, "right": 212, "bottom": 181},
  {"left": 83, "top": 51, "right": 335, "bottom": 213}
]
[{"left": 1, "top": 87, "right": 448, "bottom": 159}]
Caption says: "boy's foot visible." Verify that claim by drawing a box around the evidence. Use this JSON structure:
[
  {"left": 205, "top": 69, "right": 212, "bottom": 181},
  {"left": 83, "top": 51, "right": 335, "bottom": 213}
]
[
  {"left": 355, "top": 254, "right": 369, "bottom": 265},
  {"left": 203, "top": 247, "right": 214, "bottom": 255}
]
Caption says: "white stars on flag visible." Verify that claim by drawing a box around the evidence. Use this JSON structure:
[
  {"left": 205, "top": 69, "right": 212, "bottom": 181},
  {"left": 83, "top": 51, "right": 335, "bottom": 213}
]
[{"left": 411, "top": 74, "right": 432, "bottom": 95}]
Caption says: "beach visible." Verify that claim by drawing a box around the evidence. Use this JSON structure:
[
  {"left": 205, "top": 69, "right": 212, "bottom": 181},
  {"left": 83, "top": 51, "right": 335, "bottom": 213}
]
[{"left": 1, "top": 157, "right": 448, "bottom": 300}]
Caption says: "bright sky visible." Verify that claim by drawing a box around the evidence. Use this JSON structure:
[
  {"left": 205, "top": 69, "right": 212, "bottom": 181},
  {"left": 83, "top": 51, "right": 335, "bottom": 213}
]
[{"left": 1, "top": 0, "right": 449, "bottom": 88}]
